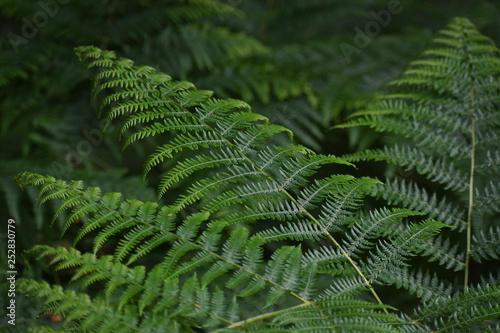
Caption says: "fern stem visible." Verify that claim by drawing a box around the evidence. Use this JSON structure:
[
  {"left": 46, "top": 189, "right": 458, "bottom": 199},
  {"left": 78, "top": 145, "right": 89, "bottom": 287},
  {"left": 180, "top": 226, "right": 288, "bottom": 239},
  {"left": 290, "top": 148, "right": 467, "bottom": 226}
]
[
  {"left": 325, "top": 231, "right": 388, "bottom": 312},
  {"left": 464, "top": 49, "right": 478, "bottom": 290},
  {"left": 278, "top": 188, "right": 388, "bottom": 311},
  {"left": 465, "top": 110, "right": 477, "bottom": 291},
  {"left": 247, "top": 159, "right": 389, "bottom": 313},
  {"left": 223, "top": 301, "right": 314, "bottom": 330}
]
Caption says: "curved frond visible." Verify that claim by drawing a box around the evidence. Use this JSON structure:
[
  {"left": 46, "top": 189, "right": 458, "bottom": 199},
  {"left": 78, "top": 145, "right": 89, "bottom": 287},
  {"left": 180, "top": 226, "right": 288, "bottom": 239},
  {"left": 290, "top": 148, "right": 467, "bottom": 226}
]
[
  {"left": 13, "top": 17, "right": 500, "bottom": 332},
  {"left": 339, "top": 16, "right": 500, "bottom": 296}
]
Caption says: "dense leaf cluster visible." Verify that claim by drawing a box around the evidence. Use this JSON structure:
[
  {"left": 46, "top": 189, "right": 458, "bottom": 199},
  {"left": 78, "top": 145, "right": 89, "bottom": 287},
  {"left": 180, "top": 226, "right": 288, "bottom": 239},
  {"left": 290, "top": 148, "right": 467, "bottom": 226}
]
[{"left": 10, "top": 17, "right": 500, "bottom": 332}]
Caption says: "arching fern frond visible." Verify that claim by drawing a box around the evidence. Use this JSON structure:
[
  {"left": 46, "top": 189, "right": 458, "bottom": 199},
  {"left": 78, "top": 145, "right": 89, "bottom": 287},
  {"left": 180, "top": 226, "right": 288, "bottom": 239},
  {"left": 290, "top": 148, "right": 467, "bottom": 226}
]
[
  {"left": 14, "top": 45, "right": 414, "bottom": 332},
  {"left": 364, "top": 220, "right": 447, "bottom": 285},
  {"left": 339, "top": 17, "right": 500, "bottom": 292},
  {"left": 13, "top": 18, "right": 500, "bottom": 331}
]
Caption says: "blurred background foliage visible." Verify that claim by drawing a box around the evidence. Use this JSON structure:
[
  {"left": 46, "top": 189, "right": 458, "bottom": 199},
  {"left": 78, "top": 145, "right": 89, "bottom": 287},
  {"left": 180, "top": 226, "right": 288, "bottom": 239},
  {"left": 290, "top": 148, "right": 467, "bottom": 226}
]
[{"left": 0, "top": 0, "right": 499, "bottom": 330}]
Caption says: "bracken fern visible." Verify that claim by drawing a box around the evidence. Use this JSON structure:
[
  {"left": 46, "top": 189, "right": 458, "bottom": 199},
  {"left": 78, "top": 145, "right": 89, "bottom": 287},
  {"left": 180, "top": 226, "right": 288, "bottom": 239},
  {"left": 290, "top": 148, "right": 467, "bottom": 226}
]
[
  {"left": 338, "top": 16, "right": 500, "bottom": 330},
  {"left": 14, "top": 17, "right": 500, "bottom": 332}
]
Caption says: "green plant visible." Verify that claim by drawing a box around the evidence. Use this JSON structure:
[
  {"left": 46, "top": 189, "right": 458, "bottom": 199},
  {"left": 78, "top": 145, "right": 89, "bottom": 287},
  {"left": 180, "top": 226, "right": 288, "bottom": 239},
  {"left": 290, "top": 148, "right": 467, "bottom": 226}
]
[
  {"left": 0, "top": 1, "right": 288, "bottom": 305},
  {"left": 12, "top": 17, "right": 500, "bottom": 332},
  {"left": 338, "top": 16, "right": 500, "bottom": 288}
]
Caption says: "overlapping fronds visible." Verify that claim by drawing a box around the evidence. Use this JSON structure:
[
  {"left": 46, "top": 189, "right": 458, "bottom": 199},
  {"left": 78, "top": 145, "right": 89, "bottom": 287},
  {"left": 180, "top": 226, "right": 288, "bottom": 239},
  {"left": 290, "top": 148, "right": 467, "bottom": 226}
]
[
  {"left": 411, "top": 284, "right": 500, "bottom": 332},
  {"left": 13, "top": 17, "right": 500, "bottom": 332},
  {"left": 16, "top": 171, "right": 419, "bottom": 331},
  {"left": 339, "top": 17, "right": 500, "bottom": 292},
  {"left": 14, "top": 46, "right": 434, "bottom": 332}
]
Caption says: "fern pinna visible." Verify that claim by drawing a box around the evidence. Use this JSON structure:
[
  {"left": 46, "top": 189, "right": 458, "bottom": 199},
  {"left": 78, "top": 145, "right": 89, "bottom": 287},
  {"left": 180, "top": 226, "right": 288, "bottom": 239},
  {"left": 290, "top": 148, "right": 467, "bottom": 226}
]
[{"left": 15, "top": 19, "right": 499, "bottom": 333}]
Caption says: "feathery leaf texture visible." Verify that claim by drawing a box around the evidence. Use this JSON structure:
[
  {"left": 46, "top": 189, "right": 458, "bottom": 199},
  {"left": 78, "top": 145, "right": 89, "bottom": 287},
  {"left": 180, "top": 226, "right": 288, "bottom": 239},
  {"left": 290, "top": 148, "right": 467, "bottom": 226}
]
[
  {"left": 13, "top": 17, "right": 500, "bottom": 332},
  {"left": 339, "top": 16, "right": 500, "bottom": 296}
]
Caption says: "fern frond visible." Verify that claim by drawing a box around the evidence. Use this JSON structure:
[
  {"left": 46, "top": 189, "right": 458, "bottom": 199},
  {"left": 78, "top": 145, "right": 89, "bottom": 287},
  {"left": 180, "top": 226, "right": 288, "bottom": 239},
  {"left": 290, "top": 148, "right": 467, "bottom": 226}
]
[
  {"left": 474, "top": 181, "right": 500, "bottom": 215},
  {"left": 76, "top": 47, "right": 389, "bottom": 309},
  {"left": 273, "top": 297, "right": 401, "bottom": 333},
  {"left": 302, "top": 245, "right": 351, "bottom": 276},
  {"left": 366, "top": 220, "right": 448, "bottom": 284},
  {"left": 385, "top": 267, "right": 452, "bottom": 303},
  {"left": 14, "top": 17, "right": 500, "bottom": 331},
  {"left": 418, "top": 235, "right": 466, "bottom": 271},
  {"left": 320, "top": 276, "right": 368, "bottom": 299},
  {"left": 412, "top": 284, "right": 500, "bottom": 332},
  {"left": 370, "top": 179, "right": 467, "bottom": 232},
  {"left": 338, "top": 16, "right": 500, "bottom": 293},
  {"left": 345, "top": 146, "right": 469, "bottom": 191},
  {"left": 344, "top": 208, "right": 425, "bottom": 257},
  {"left": 471, "top": 226, "right": 500, "bottom": 262},
  {"left": 18, "top": 278, "right": 146, "bottom": 332}
]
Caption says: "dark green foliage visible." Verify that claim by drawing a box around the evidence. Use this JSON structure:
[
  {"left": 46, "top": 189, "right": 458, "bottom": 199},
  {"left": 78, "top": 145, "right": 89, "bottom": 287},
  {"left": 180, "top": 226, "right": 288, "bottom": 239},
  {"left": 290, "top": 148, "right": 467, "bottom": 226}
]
[
  {"left": 12, "top": 17, "right": 500, "bottom": 331},
  {"left": 339, "top": 17, "right": 500, "bottom": 290},
  {"left": 1, "top": 1, "right": 500, "bottom": 332},
  {"left": 14, "top": 46, "right": 409, "bottom": 331}
]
